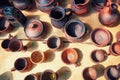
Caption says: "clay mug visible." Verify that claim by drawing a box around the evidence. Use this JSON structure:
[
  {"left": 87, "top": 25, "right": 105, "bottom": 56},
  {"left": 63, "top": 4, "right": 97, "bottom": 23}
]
[
  {"left": 24, "top": 73, "right": 41, "bottom": 80},
  {"left": 61, "top": 48, "right": 80, "bottom": 67},
  {"left": 49, "top": 6, "right": 73, "bottom": 29},
  {"left": 90, "top": 49, "right": 108, "bottom": 63},
  {"left": 64, "top": 19, "right": 88, "bottom": 42},
  {"left": 24, "top": 19, "right": 45, "bottom": 40},
  {"left": 71, "top": 0, "right": 90, "bottom": 15},
  {"left": 0, "top": 17, "right": 14, "bottom": 33},
  {"left": 90, "top": 28, "right": 112, "bottom": 47},
  {"left": 99, "top": 3, "right": 119, "bottom": 26},
  {"left": 13, "top": 0, "right": 33, "bottom": 10},
  {"left": 35, "top": 0, "right": 59, "bottom": 12},
  {"left": 40, "top": 70, "right": 58, "bottom": 80},
  {"left": 104, "top": 65, "right": 120, "bottom": 80},
  {"left": 83, "top": 64, "right": 104, "bottom": 80},
  {"left": 11, "top": 57, "right": 34, "bottom": 72},
  {"left": 91, "top": 0, "right": 108, "bottom": 11}
]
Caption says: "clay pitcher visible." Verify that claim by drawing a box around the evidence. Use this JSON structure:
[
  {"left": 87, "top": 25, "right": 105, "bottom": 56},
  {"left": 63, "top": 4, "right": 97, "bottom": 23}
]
[{"left": 99, "top": 3, "right": 119, "bottom": 26}]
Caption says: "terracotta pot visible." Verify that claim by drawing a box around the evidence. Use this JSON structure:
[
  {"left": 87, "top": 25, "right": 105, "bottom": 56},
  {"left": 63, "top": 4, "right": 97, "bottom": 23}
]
[
  {"left": 24, "top": 73, "right": 40, "bottom": 80},
  {"left": 0, "top": 17, "right": 14, "bottom": 33},
  {"left": 35, "top": 0, "right": 59, "bottom": 12},
  {"left": 61, "top": 48, "right": 79, "bottom": 66},
  {"left": 50, "top": 6, "right": 73, "bottom": 29},
  {"left": 90, "top": 28, "right": 112, "bottom": 47},
  {"left": 30, "top": 51, "right": 45, "bottom": 64},
  {"left": 40, "top": 70, "right": 57, "bottom": 80},
  {"left": 92, "top": 0, "right": 108, "bottom": 11},
  {"left": 99, "top": 3, "right": 119, "bottom": 26},
  {"left": 109, "top": 42, "right": 120, "bottom": 56},
  {"left": 71, "top": 0, "right": 90, "bottom": 15},
  {"left": 3, "top": 7, "right": 27, "bottom": 26},
  {"left": 11, "top": 57, "right": 34, "bottom": 72},
  {"left": 13, "top": 0, "right": 33, "bottom": 10},
  {"left": 104, "top": 66, "right": 119, "bottom": 80},
  {"left": 64, "top": 19, "right": 87, "bottom": 42},
  {"left": 90, "top": 49, "right": 108, "bottom": 63},
  {"left": 24, "top": 19, "right": 45, "bottom": 40}
]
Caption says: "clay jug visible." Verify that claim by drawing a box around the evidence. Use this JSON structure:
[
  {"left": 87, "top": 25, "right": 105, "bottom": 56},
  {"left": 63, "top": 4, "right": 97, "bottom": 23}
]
[{"left": 99, "top": 3, "right": 119, "bottom": 26}]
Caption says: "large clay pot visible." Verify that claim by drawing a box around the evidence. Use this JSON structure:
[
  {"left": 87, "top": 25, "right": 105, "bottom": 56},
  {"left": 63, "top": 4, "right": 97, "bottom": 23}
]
[
  {"left": 99, "top": 3, "right": 119, "bottom": 26},
  {"left": 71, "top": 0, "right": 90, "bottom": 15}
]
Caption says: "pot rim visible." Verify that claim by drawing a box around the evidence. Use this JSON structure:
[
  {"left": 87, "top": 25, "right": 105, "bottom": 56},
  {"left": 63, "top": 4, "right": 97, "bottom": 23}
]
[
  {"left": 73, "top": 0, "right": 89, "bottom": 6},
  {"left": 25, "top": 74, "right": 38, "bottom": 80},
  {"left": 36, "top": 0, "right": 54, "bottom": 7}
]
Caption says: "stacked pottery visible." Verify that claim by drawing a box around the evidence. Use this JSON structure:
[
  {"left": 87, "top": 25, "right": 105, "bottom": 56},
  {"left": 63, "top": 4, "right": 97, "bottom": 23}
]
[{"left": 35, "top": 0, "right": 59, "bottom": 12}]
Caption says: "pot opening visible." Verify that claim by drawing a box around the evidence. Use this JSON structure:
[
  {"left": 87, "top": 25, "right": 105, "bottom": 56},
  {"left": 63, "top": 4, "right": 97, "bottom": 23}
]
[
  {"left": 74, "top": 0, "right": 85, "bottom": 4},
  {"left": 1, "top": 39, "right": 10, "bottom": 49},
  {"left": 32, "top": 24, "right": 38, "bottom": 28},
  {"left": 50, "top": 9, "right": 63, "bottom": 19},
  {"left": 48, "top": 37, "right": 59, "bottom": 48},
  {"left": 15, "top": 58, "right": 26, "bottom": 70},
  {"left": 91, "top": 52, "right": 99, "bottom": 62},
  {"left": 25, "top": 75, "right": 35, "bottom": 80},
  {"left": 111, "top": 3, "right": 118, "bottom": 9}
]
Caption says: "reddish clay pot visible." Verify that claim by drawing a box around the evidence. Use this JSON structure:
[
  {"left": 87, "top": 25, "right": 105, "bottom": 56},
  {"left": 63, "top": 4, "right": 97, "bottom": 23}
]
[
  {"left": 0, "top": 17, "right": 14, "bottom": 33},
  {"left": 104, "top": 66, "right": 119, "bottom": 80},
  {"left": 64, "top": 19, "right": 87, "bottom": 42},
  {"left": 91, "top": 28, "right": 112, "bottom": 47},
  {"left": 11, "top": 57, "right": 34, "bottom": 72},
  {"left": 90, "top": 49, "right": 108, "bottom": 63},
  {"left": 50, "top": 6, "right": 72, "bottom": 29},
  {"left": 40, "top": 70, "right": 57, "bottom": 80},
  {"left": 92, "top": 0, "right": 108, "bottom": 11},
  {"left": 24, "top": 73, "right": 40, "bottom": 80},
  {"left": 24, "top": 19, "right": 45, "bottom": 40},
  {"left": 35, "top": 0, "right": 59, "bottom": 12},
  {"left": 61, "top": 48, "right": 79, "bottom": 66},
  {"left": 99, "top": 3, "right": 119, "bottom": 26},
  {"left": 116, "top": 31, "right": 120, "bottom": 42},
  {"left": 109, "top": 42, "right": 120, "bottom": 56},
  {"left": 13, "top": 0, "right": 33, "bottom": 10},
  {"left": 71, "top": 0, "right": 90, "bottom": 15}
]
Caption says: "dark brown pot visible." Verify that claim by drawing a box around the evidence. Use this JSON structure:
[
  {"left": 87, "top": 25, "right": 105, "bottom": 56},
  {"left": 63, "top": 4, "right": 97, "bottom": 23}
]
[
  {"left": 71, "top": 0, "right": 90, "bottom": 15},
  {"left": 99, "top": 3, "right": 119, "bottom": 26},
  {"left": 24, "top": 73, "right": 40, "bottom": 80}
]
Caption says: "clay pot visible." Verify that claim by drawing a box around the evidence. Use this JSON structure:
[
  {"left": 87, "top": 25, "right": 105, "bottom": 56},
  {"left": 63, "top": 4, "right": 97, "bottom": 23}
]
[
  {"left": 71, "top": 0, "right": 90, "bottom": 15},
  {"left": 91, "top": 28, "right": 112, "bottom": 47},
  {"left": 0, "top": 17, "right": 14, "bottom": 33},
  {"left": 24, "top": 73, "right": 40, "bottom": 80},
  {"left": 116, "top": 31, "right": 120, "bottom": 42},
  {"left": 64, "top": 19, "right": 87, "bottom": 42},
  {"left": 1, "top": 39, "right": 11, "bottom": 51},
  {"left": 24, "top": 19, "right": 45, "bottom": 40},
  {"left": 99, "top": 3, "right": 119, "bottom": 26},
  {"left": 13, "top": 0, "right": 33, "bottom": 10},
  {"left": 92, "top": 0, "right": 108, "bottom": 11},
  {"left": 35, "top": 0, "right": 59, "bottom": 12},
  {"left": 91, "top": 49, "right": 108, "bottom": 63},
  {"left": 61, "top": 48, "right": 79, "bottom": 66},
  {"left": 104, "top": 66, "right": 119, "bottom": 80},
  {"left": 40, "top": 70, "right": 57, "bottom": 80},
  {"left": 49, "top": 6, "right": 73, "bottom": 29},
  {"left": 109, "top": 42, "right": 120, "bottom": 56},
  {"left": 11, "top": 57, "right": 34, "bottom": 72}
]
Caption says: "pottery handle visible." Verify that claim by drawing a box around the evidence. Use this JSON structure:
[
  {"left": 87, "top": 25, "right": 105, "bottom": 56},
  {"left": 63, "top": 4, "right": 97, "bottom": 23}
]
[
  {"left": 9, "top": 34, "right": 14, "bottom": 40},
  {"left": 11, "top": 67, "right": 16, "bottom": 72},
  {"left": 75, "top": 62, "right": 81, "bottom": 67},
  {"left": 65, "top": 8, "right": 73, "bottom": 18}
]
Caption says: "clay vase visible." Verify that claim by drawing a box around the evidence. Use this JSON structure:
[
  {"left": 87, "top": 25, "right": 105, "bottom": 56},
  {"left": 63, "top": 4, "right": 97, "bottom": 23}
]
[
  {"left": 64, "top": 19, "right": 88, "bottom": 42},
  {"left": 92, "top": 0, "right": 108, "bottom": 11},
  {"left": 0, "top": 17, "right": 14, "bottom": 33},
  {"left": 24, "top": 19, "right": 45, "bottom": 40},
  {"left": 24, "top": 73, "right": 40, "bottom": 80},
  {"left": 49, "top": 6, "right": 73, "bottom": 29},
  {"left": 71, "top": 0, "right": 90, "bottom": 15},
  {"left": 104, "top": 65, "right": 120, "bottom": 80},
  {"left": 90, "top": 28, "right": 112, "bottom": 47},
  {"left": 11, "top": 57, "right": 34, "bottom": 72},
  {"left": 40, "top": 70, "right": 58, "bottom": 80},
  {"left": 13, "top": 0, "right": 33, "bottom": 10},
  {"left": 35, "top": 0, "right": 59, "bottom": 12},
  {"left": 109, "top": 42, "right": 120, "bottom": 56},
  {"left": 99, "top": 3, "right": 119, "bottom": 26}
]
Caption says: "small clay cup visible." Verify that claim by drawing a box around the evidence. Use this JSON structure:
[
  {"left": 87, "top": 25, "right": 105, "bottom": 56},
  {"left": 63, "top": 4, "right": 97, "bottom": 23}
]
[
  {"left": 24, "top": 19, "right": 45, "bottom": 40},
  {"left": 109, "top": 42, "right": 120, "bottom": 56},
  {"left": 40, "top": 70, "right": 57, "bottom": 80},
  {"left": 90, "top": 49, "right": 108, "bottom": 63},
  {"left": 61, "top": 48, "right": 79, "bottom": 66},
  {"left": 30, "top": 51, "right": 45, "bottom": 64},
  {"left": 91, "top": 28, "right": 111, "bottom": 47},
  {"left": 24, "top": 73, "right": 40, "bottom": 80},
  {"left": 104, "top": 66, "right": 119, "bottom": 80},
  {"left": 11, "top": 57, "right": 34, "bottom": 72},
  {"left": 64, "top": 19, "right": 87, "bottom": 42}
]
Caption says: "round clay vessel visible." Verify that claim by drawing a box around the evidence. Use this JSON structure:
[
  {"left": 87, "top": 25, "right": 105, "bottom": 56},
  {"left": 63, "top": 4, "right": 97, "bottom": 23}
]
[
  {"left": 91, "top": 28, "right": 111, "bottom": 47},
  {"left": 1, "top": 39, "right": 11, "bottom": 51},
  {"left": 61, "top": 48, "right": 79, "bottom": 65},
  {"left": 24, "top": 73, "right": 40, "bottom": 80}
]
